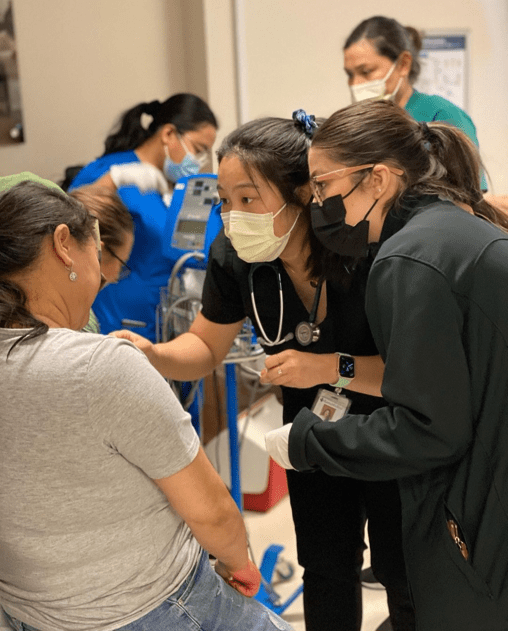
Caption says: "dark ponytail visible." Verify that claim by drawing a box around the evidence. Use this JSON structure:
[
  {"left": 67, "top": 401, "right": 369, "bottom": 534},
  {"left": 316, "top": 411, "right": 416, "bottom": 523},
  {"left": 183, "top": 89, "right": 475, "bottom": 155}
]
[
  {"left": 0, "top": 182, "right": 96, "bottom": 355},
  {"left": 312, "top": 100, "right": 508, "bottom": 232},
  {"left": 103, "top": 93, "right": 218, "bottom": 155}
]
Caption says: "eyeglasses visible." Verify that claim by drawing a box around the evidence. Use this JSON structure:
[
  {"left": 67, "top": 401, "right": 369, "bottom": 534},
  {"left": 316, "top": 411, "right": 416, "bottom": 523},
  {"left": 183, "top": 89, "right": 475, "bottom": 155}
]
[
  {"left": 310, "top": 164, "right": 374, "bottom": 206},
  {"left": 91, "top": 217, "right": 102, "bottom": 261},
  {"left": 310, "top": 163, "right": 404, "bottom": 206},
  {"left": 99, "top": 273, "right": 108, "bottom": 291},
  {"left": 104, "top": 245, "right": 131, "bottom": 281}
]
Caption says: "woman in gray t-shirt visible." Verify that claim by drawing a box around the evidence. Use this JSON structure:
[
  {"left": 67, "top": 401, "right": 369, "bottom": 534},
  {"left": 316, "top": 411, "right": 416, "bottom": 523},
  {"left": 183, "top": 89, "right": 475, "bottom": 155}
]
[{"left": 0, "top": 176, "right": 292, "bottom": 631}]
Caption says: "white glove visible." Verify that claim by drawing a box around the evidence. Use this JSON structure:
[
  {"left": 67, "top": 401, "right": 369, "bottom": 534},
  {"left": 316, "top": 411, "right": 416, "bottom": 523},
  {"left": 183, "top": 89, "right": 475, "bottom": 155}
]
[
  {"left": 264, "top": 424, "right": 295, "bottom": 470},
  {"left": 110, "top": 163, "right": 170, "bottom": 196}
]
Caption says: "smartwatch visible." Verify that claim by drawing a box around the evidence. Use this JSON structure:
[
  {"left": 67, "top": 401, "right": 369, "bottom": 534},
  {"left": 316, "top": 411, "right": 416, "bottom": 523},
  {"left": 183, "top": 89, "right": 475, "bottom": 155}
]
[{"left": 329, "top": 352, "right": 355, "bottom": 389}]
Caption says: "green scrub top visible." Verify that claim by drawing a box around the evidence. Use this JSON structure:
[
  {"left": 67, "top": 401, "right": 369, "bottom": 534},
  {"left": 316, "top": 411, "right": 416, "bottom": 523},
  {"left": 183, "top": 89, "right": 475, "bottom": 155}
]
[
  {"left": 82, "top": 308, "right": 101, "bottom": 334},
  {"left": 405, "top": 90, "right": 487, "bottom": 190}
]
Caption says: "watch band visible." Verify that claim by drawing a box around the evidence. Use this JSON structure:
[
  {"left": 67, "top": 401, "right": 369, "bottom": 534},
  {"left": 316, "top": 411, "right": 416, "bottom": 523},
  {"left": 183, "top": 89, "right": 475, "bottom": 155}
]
[
  {"left": 330, "top": 375, "right": 353, "bottom": 389},
  {"left": 329, "top": 352, "right": 354, "bottom": 389}
]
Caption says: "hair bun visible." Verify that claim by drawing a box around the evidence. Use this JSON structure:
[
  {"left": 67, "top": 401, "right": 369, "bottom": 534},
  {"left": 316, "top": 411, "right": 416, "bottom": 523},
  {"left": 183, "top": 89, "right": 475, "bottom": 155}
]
[
  {"left": 292, "top": 109, "right": 317, "bottom": 138},
  {"left": 404, "top": 25, "right": 423, "bottom": 54}
]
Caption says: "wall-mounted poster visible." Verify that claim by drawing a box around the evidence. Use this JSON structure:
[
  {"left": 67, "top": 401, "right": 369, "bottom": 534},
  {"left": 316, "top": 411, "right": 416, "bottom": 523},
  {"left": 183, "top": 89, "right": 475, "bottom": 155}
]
[
  {"left": 0, "top": 0, "right": 24, "bottom": 145},
  {"left": 414, "top": 32, "right": 469, "bottom": 111}
]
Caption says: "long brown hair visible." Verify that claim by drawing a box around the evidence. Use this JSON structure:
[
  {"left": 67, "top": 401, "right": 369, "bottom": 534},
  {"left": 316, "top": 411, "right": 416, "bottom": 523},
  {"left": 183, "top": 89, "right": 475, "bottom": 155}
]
[{"left": 311, "top": 100, "right": 507, "bottom": 231}]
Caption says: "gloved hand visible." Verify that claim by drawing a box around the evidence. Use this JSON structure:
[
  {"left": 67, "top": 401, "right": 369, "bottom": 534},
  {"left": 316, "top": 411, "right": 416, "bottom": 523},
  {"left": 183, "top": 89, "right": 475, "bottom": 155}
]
[
  {"left": 264, "top": 424, "right": 295, "bottom": 470},
  {"left": 215, "top": 559, "right": 261, "bottom": 597},
  {"left": 109, "top": 162, "right": 170, "bottom": 196}
]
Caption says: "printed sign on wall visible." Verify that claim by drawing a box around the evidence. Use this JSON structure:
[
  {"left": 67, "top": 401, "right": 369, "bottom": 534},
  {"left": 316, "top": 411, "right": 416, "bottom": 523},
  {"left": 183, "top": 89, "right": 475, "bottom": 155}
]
[{"left": 414, "top": 33, "right": 469, "bottom": 111}]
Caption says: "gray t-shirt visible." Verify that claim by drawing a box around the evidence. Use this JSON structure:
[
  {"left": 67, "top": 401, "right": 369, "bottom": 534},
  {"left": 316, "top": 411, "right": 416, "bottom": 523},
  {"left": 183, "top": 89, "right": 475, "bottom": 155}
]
[{"left": 0, "top": 328, "right": 201, "bottom": 631}]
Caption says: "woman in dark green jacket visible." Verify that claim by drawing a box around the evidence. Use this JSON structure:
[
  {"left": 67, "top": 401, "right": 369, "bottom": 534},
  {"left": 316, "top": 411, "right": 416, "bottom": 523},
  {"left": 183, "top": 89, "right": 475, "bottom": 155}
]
[{"left": 265, "top": 99, "right": 508, "bottom": 630}]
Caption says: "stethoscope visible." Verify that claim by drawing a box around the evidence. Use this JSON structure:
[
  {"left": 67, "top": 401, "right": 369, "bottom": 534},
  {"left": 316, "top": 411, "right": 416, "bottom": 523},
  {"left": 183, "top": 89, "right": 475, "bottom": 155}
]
[{"left": 248, "top": 262, "right": 324, "bottom": 347}]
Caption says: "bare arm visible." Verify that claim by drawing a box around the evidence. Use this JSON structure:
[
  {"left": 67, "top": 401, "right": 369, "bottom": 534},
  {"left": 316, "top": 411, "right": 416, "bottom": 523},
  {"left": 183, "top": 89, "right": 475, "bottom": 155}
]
[
  {"left": 261, "top": 349, "right": 384, "bottom": 398},
  {"left": 112, "top": 312, "right": 244, "bottom": 380},
  {"left": 153, "top": 446, "right": 249, "bottom": 573}
]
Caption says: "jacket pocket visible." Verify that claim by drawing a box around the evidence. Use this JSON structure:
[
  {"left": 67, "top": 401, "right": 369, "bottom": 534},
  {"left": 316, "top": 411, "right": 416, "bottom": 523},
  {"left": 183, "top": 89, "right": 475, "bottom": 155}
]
[
  {"left": 443, "top": 505, "right": 493, "bottom": 598},
  {"left": 446, "top": 512, "right": 469, "bottom": 561}
]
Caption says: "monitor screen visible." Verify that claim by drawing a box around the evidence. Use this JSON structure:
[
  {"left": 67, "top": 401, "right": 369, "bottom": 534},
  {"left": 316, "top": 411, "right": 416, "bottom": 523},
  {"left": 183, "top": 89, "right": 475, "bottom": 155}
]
[{"left": 177, "top": 219, "right": 207, "bottom": 235}]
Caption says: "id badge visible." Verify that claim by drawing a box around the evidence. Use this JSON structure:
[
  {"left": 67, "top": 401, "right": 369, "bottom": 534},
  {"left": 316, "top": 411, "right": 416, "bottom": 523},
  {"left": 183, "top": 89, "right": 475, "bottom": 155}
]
[{"left": 311, "top": 388, "right": 351, "bottom": 422}]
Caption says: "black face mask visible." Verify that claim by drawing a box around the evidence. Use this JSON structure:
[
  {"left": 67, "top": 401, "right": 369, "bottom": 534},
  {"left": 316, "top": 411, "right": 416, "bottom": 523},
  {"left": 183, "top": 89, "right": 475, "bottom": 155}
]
[{"left": 311, "top": 179, "right": 377, "bottom": 259}]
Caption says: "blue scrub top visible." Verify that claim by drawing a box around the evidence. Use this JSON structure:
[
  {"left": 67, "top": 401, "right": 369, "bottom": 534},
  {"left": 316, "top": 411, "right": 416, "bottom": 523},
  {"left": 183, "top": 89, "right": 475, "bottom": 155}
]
[
  {"left": 70, "top": 151, "right": 174, "bottom": 341},
  {"left": 405, "top": 90, "right": 487, "bottom": 190}
]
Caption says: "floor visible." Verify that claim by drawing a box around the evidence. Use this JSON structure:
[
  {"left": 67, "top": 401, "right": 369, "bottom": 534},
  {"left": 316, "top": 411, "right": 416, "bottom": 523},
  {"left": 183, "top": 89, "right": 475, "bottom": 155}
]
[{"left": 243, "top": 494, "right": 390, "bottom": 631}]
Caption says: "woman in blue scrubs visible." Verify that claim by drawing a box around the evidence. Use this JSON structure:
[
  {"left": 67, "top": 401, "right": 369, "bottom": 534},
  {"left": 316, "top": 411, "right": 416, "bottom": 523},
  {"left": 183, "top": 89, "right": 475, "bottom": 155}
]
[{"left": 69, "top": 93, "right": 218, "bottom": 341}]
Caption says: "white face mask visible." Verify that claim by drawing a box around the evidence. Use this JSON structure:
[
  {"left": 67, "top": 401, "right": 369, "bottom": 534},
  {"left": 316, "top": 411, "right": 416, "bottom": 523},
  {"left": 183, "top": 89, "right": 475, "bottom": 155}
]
[
  {"left": 221, "top": 203, "right": 300, "bottom": 263},
  {"left": 350, "top": 60, "right": 402, "bottom": 103}
]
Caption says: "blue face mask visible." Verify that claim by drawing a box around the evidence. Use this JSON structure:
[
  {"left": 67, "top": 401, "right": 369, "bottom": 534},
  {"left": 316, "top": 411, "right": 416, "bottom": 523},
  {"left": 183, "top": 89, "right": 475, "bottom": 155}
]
[{"left": 163, "top": 136, "right": 204, "bottom": 183}]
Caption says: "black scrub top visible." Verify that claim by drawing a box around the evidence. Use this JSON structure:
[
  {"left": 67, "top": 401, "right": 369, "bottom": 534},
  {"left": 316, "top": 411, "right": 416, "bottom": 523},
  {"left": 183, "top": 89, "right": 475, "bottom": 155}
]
[{"left": 201, "top": 229, "right": 385, "bottom": 423}]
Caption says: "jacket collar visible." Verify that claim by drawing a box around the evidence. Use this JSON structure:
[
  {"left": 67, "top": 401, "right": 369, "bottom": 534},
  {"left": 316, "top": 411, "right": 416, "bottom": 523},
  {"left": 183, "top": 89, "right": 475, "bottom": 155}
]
[{"left": 368, "top": 194, "right": 440, "bottom": 259}]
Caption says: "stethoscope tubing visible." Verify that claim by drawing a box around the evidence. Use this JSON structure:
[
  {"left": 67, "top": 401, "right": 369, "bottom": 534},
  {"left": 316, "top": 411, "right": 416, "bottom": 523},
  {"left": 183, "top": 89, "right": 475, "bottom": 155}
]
[
  {"left": 249, "top": 263, "right": 286, "bottom": 346},
  {"left": 248, "top": 262, "right": 323, "bottom": 347}
]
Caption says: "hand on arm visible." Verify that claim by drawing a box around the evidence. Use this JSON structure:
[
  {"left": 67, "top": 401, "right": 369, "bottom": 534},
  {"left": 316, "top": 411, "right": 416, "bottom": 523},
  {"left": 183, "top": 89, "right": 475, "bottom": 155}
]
[
  {"left": 153, "top": 447, "right": 261, "bottom": 596},
  {"left": 111, "top": 313, "right": 244, "bottom": 380},
  {"left": 260, "top": 349, "right": 384, "bottom": 397},
  {"left": 110, "top": 330, "right": 156, "bottom": 363}
]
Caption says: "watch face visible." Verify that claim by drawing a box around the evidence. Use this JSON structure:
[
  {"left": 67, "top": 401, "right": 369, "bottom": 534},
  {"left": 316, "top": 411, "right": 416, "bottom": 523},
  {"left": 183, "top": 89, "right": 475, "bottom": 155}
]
[{"left": 339, "top": 355, "right": 355, "bottom": 379}]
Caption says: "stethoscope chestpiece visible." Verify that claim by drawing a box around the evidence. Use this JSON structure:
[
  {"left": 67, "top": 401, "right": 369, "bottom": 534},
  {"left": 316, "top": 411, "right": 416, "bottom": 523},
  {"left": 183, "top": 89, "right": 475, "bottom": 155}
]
[{"left": 295, "top": 321, "right": 320, "bottom": 346}]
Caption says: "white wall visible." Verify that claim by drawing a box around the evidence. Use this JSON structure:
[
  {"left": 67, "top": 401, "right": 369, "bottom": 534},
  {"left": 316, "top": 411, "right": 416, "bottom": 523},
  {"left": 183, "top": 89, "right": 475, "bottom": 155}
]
[
  {"left": 199, "top": 0, "right": 239, "bottom": 171},
  {"left": 225, "top": 0, "right": 508, "bottom": 192},
  {"left": 0, "top": 0, "right": 184, "bottom": 181},
  {"left": 1, "top": 0, "right": 507, "bottom": 191}
]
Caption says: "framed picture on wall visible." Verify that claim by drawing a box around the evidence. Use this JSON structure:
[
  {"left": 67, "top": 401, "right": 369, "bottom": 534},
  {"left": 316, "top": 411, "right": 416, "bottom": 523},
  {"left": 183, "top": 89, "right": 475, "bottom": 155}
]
[
  {"left": 414, "top": 31, "right": 469, "bottom": 112},
  {"left": 0, "top": 0, "right": 24, "bottom": 144}
]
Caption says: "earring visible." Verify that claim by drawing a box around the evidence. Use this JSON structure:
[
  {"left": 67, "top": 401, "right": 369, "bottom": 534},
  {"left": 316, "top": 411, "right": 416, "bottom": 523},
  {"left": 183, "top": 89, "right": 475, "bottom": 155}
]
[
  {"left": 66, "top": 264, "right": 78, "bottom": 282},
  {"left": 53, "top": 247, "right": 77, "bottom": 280}
]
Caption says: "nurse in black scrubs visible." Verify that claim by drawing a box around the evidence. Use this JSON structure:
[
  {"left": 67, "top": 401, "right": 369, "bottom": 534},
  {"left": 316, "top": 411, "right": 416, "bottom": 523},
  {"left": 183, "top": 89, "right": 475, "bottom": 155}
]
[{"left": 114, "top": 113, "right": 415, "bottom": 631}]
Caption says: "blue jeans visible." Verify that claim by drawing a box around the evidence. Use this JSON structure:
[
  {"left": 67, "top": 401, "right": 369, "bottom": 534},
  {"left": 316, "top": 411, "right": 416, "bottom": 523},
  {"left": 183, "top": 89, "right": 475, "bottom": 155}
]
[{"left": 5, "top": 551, "right": 293, "bottom": 631}]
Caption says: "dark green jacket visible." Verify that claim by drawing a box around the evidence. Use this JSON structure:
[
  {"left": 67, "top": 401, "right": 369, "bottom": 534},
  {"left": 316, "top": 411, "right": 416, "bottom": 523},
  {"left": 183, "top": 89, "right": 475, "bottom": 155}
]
[{"left": 290, "top": 198, "right": 508, "bottom": 629}]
